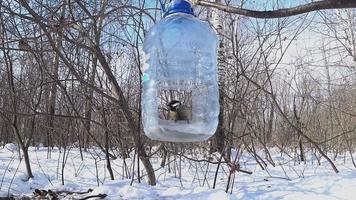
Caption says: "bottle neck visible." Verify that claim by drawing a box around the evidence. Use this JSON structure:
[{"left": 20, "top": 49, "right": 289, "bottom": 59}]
[{"left": 165, "top": 12, "right": 194, "bottom": 18}]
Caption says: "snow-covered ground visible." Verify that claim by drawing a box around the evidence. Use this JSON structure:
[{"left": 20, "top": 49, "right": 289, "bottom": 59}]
[{"left": 1, "top": 143, "right": 356, "bottom": 199}]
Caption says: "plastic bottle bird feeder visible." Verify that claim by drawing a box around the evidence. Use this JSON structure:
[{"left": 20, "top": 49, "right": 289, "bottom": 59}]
[{"left": 142, "top": 0, "right": 219, "bottom": 142}]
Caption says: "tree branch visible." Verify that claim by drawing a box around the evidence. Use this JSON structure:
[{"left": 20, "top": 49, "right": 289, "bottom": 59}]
[{"left": 197, "top": 0, "right": 356, "bottom": 18}]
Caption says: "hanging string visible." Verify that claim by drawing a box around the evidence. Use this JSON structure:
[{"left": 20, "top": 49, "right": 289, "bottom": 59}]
[{"left": 159, "top": 0, "right": 166, "bottom": 13}]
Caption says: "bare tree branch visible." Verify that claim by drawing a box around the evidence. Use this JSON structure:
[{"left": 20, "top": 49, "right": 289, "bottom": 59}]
[{"left": 197, "top": 0, "right": 356, "bottom": 18}]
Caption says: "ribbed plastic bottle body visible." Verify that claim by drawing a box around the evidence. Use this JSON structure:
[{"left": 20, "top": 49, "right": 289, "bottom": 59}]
[{"left": 142, "top": 13, "right": 219, "bottom": 142}]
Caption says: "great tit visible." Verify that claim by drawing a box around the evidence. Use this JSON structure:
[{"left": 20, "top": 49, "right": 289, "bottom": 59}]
[{"left": 167, "top": 100, "right": 191, "bottom": 122}]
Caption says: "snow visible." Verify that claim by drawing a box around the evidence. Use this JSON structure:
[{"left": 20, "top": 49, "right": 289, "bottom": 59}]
[
  {"left": 4, "top": 143, "right": 18, "bottom": 153},
  {"left": 1, "top": 145, "right": 356, "bottom": 199}
]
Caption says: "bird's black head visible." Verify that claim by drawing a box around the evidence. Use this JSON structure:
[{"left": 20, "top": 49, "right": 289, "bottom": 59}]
[{"left": 167, "top": 100, "right": 181, "bottom": 111}]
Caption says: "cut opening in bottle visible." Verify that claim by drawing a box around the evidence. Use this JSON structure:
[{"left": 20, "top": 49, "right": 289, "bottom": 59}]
[{"left": 158, "top": 89, "right": 193, "bottom": 122}]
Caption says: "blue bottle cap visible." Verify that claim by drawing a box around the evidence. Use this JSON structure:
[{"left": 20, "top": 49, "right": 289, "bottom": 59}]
[{"left": 164, "top": 0, "right": 195, "bottom": 17}]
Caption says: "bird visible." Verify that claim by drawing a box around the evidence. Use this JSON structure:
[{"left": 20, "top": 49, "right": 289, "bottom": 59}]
[{"left": 167, "top": 100, "right": 191, "bottom": 123}]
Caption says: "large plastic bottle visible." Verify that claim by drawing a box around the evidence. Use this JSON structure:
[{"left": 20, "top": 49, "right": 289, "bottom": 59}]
[{"left": 142, "top": 0, "right": 219, "bottom": 142}]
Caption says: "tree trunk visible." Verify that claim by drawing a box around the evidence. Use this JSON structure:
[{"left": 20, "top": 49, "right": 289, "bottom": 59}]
[
  {"left": 138, "top": 145, "right": 156, "bottom": 186},
  {"left": 46, "top": 0, "right": 67, "bottom": 158},
  {"left": 1, "top": 32, "right": 34, "bottom": 179},
  {"left": 293, "top": 96, "right": 305, "bottom": 162},
  {"left": 23, "top": 146, "right": 34, "bottom": 178},
  {"left": 210, "top": 0, "right": 226, "bottom": 156},
  {"left": 105, "top": 130, "right": 114, "bottom": 180}
]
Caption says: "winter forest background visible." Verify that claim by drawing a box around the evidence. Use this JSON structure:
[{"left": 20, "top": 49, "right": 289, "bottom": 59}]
[{"left": 0, "top": 0, "right": 356, "bottom": 199}]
